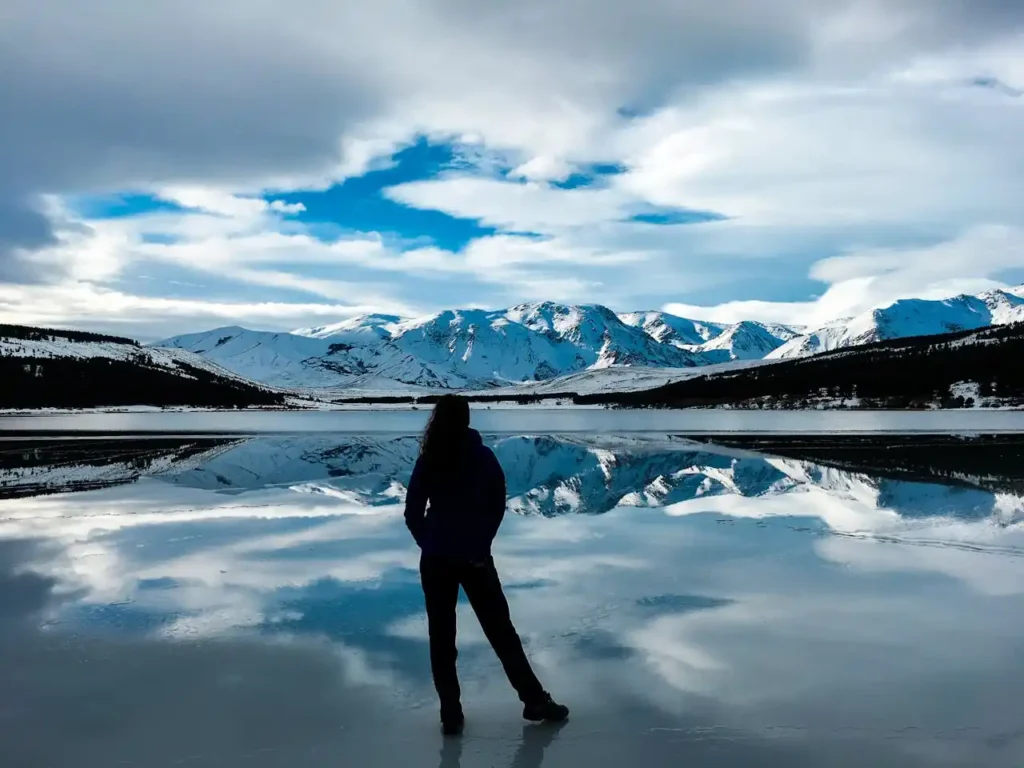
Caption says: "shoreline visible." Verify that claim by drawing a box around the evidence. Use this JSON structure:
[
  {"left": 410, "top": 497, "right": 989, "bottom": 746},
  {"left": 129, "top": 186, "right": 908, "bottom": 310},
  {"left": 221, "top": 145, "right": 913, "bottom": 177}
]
[{"left": 1, "top": 403, "right": 1021, "bottom": 416}]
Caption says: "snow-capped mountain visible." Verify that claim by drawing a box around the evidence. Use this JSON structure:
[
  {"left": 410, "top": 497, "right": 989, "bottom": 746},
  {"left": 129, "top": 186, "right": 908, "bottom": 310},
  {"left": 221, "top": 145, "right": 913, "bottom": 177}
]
[
  {"left": 498, "top": 302, "right": 700, "bottom": 369},
  {"left": 152, "top": 326, "right": 335, "bottom": 386},
  {"left": 769, "top": 287, "right": 1024, "bottom": 359},
  {"left": 156, "top": 325, "right": 461, "bottom": 390},
  {"left": 691, "top": 320, "right": 801, "bottom": 362},
  {"left": 155, "top": 286, "right": 1023, "bottom": 392},
  {"left": 618, "top": 311, "right": 727, "bottom": 347},
  {"left": 388, "top": 307, "right": 581, "bottom": 385},
  {"left": 293, "top": 314, "right": 403, "bottom": 343},
  {"left": 159, "top": 302, "right": 704, "bottom": 391}
]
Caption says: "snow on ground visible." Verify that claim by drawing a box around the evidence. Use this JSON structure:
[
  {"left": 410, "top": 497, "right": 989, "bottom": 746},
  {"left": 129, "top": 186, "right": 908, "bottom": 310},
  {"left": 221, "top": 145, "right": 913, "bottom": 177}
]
[
  {"left": 949, "top": 381, "right": 981, "bottom": 404},
  {"left": 483, "top": 358, "right": 771, "bottom": 397}
]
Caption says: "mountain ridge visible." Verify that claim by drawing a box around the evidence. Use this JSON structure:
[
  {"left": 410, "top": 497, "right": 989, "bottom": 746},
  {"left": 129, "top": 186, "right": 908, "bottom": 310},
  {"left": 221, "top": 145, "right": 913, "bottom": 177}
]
[
  {"left": 156, "top": 286, "right": 1022, "bottom": 392},
  {"left": 769, "top": 287, "right": 1024, "bottom": 359},
  {"left": 160, "top": 302, "right": 713, "bottom": 390},
  {"left": 159, "top": 302, "right": 795, "bottom": 390}
]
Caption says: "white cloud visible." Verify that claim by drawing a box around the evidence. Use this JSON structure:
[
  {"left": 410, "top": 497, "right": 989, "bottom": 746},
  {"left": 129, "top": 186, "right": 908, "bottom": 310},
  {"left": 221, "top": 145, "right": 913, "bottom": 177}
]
[
  {"left": 664, "top": 226, "right": 1024, "bottom": 326},
  {"left": 0, "top": 281, "right": 413, "bottom": 341},
  {"left": 2, "top": 186, "right": 655, "bottom": 335},
  {"left": 376, "top": 57, "right": 1024, "bottom": 319},
  {"left": 809, "top": 225, "right": 1024, "bottom": 285},
  {"left": 3, "top": 1, "right": 1024, "bottom": 330},
  {"left": 385, "top": 176, "right": 629, "bottom": 231},
  {"left": 509, "top": 156, "right": 575, "bottom": 183},
  {"left": 616, "top": 75, "right": 1024, "bottom": 229}
]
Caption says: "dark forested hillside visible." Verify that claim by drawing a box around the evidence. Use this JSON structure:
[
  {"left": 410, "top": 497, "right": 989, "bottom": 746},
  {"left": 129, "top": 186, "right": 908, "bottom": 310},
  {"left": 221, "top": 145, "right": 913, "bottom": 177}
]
[
  {"left": 1, "top": 324, "right": 285, "bottom": 409},
  {"left": 576, "top": 323, "right": 1024, "bottom": 409},
  {"left": 0, "top": 325, "right": 139, "bottom": 345},
  {"left": 1, "top": 358, "right": 286, "bottom": 409}
]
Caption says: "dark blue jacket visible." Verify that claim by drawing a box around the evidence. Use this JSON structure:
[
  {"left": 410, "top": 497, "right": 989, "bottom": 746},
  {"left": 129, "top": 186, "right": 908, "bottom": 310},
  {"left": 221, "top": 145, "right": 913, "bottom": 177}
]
[{"left": 404, "top": 429, "right": 507, "bottom": 559}]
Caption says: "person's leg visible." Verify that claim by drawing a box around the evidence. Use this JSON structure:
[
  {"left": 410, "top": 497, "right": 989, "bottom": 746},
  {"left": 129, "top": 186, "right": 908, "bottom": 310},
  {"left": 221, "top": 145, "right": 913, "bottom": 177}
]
[
  {"left": 459, "top": 557, "right": 547, "bottom": 704},
  {"left": 420, "top": 554, "right": 463, "bottom": 726}
]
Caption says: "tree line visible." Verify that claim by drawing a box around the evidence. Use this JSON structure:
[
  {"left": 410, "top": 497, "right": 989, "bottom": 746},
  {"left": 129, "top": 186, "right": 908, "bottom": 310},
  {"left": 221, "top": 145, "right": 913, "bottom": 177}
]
[
  {"left": 575, "top": 323, "right": 1024, "bottom": 409},
  {"left": 1, "top": 357, "right": 285, "bottom": 409}
]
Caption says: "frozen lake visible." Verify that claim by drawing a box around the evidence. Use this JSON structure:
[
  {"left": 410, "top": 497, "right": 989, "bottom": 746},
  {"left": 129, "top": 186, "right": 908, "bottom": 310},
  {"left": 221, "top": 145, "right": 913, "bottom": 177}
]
[
  {"left": 1, "top": 430, "right": 1023, "bottom": 766},
  {"left": 3, "top": 407, "right": 1024, "bottom": 434}
]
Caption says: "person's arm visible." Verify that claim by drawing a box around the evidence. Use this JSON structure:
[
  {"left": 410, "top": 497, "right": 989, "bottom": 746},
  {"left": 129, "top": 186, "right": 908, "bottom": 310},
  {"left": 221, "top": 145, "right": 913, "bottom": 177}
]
[
  {"left": 404, "top": 456, "right": 428, "bottom": 547},
  {"left": 481, "top": 448, "right": 507, "bottom": 544}
]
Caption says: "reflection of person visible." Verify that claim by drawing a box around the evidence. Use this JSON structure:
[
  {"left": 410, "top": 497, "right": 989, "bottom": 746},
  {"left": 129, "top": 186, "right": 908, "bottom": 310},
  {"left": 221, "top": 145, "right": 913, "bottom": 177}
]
[
  {"left": 406, "top": 395, "right": 569, "bottom": 736},
  {"left": 438, "top": 722, "right": 568, "bottom": 768},
  {"left": 510, "top": 722, "right": 569, "bottom": 768},
  {"left": 437, "top": 735, "right": 462, "bottom": 768}
]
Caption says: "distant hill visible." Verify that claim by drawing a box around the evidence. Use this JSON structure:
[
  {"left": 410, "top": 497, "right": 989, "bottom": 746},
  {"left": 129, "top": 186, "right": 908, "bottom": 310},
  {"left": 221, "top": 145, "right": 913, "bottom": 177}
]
[
  {"left": 0, "top": 325, "right": 286, "bottom": 409},
  {"left": 575, "top": 322, "right": 1024, "bottom": 409}
]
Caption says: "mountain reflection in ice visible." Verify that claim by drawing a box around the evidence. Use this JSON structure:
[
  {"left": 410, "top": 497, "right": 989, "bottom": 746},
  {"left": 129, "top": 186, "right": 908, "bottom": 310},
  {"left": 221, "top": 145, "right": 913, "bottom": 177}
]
[
  {"left": 48, "top": 432, "right": 1006, "bottom": 524},
  {"left": 2, "top": 433, "right": 1024, "bottom": 767}
]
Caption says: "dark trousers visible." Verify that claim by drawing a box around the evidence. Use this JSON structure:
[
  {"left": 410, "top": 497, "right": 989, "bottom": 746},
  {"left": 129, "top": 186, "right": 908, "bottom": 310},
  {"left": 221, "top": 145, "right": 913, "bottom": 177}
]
[{"left": 419, "top": 554, "right": 545, "bottom": 711}]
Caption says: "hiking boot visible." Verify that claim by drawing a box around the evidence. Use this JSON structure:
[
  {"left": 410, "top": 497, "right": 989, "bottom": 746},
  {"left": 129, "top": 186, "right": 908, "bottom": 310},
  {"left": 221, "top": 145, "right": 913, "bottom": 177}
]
[
  {"left": 522, "top": 693, "right": 569, "bottom": 722},
  {"left": 440, "top": 708, "right": 465, "bottom": 736}
]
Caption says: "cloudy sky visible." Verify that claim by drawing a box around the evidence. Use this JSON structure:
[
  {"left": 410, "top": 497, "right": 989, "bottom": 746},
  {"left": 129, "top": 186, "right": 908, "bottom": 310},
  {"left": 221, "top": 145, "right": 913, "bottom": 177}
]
[{"left": 1, "top": 0, "right": 1023, "bottom": 339}]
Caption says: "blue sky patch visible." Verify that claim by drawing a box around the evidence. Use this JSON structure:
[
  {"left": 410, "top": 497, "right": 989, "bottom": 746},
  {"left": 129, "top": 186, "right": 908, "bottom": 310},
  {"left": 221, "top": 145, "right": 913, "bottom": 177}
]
[
  {"left": 628, "top": 207, "right": 727, "bottom": 225},
  {"left": 552, "top": 163, "right": 627, "bottom": 190},
  {"left": 968, "top": 76, "right": 1023, "bottom": 97},
  {"left": 140, "top": 232, "right": 181, "bottom": 245},
  {"left": 62, "top": 601, "right": 191, "bottom": 637},
  {"left": 69, "top": 192, "right": 188, "bottom": 220},
  {"left": 266, "top": 137, "right": 499, "bottom": 252}
]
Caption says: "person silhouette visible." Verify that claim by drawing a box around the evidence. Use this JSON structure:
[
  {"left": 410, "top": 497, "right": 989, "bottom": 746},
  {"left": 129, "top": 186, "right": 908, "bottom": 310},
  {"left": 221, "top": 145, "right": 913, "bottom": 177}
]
[{"left": 406, "top": 395, "right": 569, "bottom": 736}]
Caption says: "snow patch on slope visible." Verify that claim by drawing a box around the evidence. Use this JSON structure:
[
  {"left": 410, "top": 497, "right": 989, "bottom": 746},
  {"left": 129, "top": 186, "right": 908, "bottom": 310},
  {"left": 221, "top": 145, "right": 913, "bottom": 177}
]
[
  {"left": 690, "top": 321, "right": 798, "bottom": 362},
  {"left": 293, "top": 314, "right": 403, "bottom": 342},
  {"left": 618, "top": 311, "right": 726, "bottom": 347}
]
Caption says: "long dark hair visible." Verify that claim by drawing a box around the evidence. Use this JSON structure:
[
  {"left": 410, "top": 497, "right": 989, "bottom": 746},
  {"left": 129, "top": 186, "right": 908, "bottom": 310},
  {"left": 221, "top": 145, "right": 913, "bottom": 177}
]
[{"left": 420, "top": 394, "right": 471, "bottom": 471}]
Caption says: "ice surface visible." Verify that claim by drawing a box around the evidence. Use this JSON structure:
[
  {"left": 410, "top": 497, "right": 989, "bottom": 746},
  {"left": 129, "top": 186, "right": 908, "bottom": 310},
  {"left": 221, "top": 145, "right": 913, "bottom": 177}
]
[{"left": 2, "top": 433, "right": 1023, "bottom": 766}]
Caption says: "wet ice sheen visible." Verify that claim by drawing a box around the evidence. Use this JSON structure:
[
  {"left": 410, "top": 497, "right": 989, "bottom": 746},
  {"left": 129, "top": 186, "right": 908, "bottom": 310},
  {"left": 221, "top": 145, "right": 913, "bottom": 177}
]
[{"left": 1, "top": 430, "right": 1023, "bottom": 767}]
